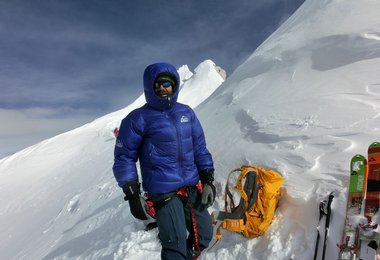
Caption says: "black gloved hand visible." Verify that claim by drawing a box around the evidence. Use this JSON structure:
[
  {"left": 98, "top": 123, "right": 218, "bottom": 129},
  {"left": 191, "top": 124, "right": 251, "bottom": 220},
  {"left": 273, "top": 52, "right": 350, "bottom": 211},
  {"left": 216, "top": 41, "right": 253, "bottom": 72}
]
[
  {"left": 122, "top": 180, "right": 141, "bottom": 201},
  {"left": 128, "top": 196, "right": 150, "bottom": 220},
  {"left": 199, "top": 168, "right": 214, "bottom": 184},
  {"left": 199, "top": 169, "right": 216, "bottom": 207},
  {"left": 122, "top": 181, "right": 150, "bottom": 220}
]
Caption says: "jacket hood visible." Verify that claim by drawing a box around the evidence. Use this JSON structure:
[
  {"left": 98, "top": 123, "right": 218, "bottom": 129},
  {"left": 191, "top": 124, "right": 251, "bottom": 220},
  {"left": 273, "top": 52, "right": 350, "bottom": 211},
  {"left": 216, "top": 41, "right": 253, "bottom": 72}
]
[{"left": 143, "top": 62, "right": 180, "bottom": 110}]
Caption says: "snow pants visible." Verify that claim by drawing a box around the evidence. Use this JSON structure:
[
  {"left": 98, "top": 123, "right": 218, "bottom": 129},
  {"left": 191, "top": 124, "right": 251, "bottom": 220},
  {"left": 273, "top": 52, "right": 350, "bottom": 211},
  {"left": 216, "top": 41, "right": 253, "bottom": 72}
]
[{"left": 149, "top": 188, "right": 213, "bottom": 260}]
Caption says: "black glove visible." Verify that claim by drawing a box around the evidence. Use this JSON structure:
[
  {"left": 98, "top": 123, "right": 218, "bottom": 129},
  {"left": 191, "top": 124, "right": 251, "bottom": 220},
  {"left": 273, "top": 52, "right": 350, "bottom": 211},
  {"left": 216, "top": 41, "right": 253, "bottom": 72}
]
[
  {"left": 122, "top": 180, "right": 140, "bottom": 200},
  {"left": 199, "top": 169, "right": 216, "bottom": 207},
  {"left": 199, "top": 168, "right": 214, "bottom": 184},
  {"left": 122, "top": 181, "right": 150, "bottom": 220},
  {"left": 128, "top": 196, "right": 151, "bottom": 220}
]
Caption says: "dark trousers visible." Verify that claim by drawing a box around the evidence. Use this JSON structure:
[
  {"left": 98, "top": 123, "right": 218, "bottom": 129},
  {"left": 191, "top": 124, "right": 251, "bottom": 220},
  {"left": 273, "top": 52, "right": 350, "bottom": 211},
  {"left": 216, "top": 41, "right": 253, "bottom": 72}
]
[{"left": 149, "top": 189, "right": 213, "bottom": 260}]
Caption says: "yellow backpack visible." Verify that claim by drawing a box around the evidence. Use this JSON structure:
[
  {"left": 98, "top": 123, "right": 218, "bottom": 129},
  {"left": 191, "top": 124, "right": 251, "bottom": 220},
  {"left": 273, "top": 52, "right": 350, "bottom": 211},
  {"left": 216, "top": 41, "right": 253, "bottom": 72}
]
[{"left": 212, "top": 165, "right": 284, "bottom": 239}]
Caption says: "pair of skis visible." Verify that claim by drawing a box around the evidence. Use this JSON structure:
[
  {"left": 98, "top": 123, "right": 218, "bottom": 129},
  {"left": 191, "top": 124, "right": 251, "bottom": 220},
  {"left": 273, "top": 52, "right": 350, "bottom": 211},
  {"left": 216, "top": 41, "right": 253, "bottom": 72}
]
[
  {"left": 314, "top": 142, "right": 380, "bottom": 260},
  {"left": 337, "top": 142, "right": 380, "bottom": 260}
]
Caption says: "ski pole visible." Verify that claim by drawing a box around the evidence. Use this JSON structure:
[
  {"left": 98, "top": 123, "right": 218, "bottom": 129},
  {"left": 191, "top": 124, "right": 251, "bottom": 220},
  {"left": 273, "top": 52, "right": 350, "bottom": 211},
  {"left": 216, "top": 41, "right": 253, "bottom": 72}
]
[
  {"left": 313, "top": 199, "right": 327, "bottom": 260},
  {"left": 321, "top": 192, "right": 334, "bottom": 260}
]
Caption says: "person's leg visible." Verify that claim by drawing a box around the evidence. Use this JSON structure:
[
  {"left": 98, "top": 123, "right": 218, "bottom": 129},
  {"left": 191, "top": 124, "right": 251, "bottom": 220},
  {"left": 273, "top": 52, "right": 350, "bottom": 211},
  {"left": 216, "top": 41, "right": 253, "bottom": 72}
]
[
  {"left": 152, "top": 194, "right": 188, "bottom": 260},
  {"left": 184, "top": 190, "right": 213, "bottom": 259}
]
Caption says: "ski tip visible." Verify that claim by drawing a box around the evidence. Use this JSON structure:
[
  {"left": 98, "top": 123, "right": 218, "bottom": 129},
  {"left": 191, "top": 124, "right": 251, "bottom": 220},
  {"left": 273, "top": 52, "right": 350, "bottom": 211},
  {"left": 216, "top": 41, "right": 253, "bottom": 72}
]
[
  {"left": 351, "top": 154, "right": 366, "bottom": 161},
  {"left": 351, "top": 154, "right": 367, "bottom": 167},
  {"left": 368, "top": 141, "right": 380, "bottom": 149}
]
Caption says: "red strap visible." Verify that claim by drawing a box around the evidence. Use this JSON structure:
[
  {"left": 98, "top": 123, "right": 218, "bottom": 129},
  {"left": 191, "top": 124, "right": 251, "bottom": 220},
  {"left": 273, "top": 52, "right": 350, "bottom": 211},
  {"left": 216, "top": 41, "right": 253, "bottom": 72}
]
[
  {"left": 146, "top": 200, "right": 156, "bottom": 218},
  {"left": 177, "top": 182, "right": 203, "bottom": 259},
  {"left": 177, "top": 187, "right": 187, "bottom": 197},
  {"left": 187, "top": 193, "right": 201, "bottom": 259},
  {"left": 196, "top": 180, "right": 203, "bottom": 193}
]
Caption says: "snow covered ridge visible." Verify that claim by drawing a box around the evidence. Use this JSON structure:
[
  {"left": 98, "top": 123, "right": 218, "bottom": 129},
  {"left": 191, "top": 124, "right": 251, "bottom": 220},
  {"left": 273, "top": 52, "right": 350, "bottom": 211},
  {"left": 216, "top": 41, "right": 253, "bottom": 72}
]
[{"left": 0, "top": 60, "right": 225, "bottom": 260}]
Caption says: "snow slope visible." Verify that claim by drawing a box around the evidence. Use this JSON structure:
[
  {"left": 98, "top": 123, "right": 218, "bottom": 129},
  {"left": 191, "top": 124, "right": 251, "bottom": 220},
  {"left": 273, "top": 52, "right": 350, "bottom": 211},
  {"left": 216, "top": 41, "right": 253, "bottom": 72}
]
[
  {"left": 0, "top": 60, "right": 224, "bottom": 260},
  {"left": 1, "top": 0, "right": 380, "bottom": 259},
  {"left": 196, "top": 0, "right": 380, "bottom": 259}
]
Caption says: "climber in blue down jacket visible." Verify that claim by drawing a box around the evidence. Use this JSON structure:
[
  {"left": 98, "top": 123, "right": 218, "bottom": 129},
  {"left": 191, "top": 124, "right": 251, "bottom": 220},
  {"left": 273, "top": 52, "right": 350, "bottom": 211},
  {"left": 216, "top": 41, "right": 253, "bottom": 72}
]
[{"left": 112, "top": 62, "right": 216, "bottom": 260}]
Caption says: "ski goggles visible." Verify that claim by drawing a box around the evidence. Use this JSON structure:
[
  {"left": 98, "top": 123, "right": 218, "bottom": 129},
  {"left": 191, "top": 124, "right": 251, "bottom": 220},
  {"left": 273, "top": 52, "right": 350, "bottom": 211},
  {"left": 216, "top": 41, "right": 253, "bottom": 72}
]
[{"left": 154, "top": 80, "right": 173, "bottom": 89}]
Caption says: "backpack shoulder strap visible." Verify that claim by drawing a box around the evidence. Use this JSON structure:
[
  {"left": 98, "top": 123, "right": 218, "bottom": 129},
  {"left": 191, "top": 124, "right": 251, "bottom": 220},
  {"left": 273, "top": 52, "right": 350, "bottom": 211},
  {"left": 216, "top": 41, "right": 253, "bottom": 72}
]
[
  {"left": 213, "top": 166, "right": 260, "bottom": 221},
  {"left": 212, "top": 166, "right": 261, "bottom": 239},
  {"left": 238, "top": 166, "right": 260, "bottom": 211}
]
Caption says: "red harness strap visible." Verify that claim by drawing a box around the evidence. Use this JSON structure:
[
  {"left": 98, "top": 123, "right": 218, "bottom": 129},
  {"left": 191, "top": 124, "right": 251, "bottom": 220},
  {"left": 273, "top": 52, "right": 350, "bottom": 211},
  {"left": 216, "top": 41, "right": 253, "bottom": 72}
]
[
  {"left": 185, "top": 187, "right": 202, "bottom": 259},
  {"left": 177, "top": 187, "right": 187, "bottom": 197},
  {"left": 145, "top": 200, "right": 156, "bottom": 218},
  {"left": 177, "top": 181, "right": 202, "bottom": 259},
  {"left": 195, "top": 180, "right": 203, "bottom": 193}
]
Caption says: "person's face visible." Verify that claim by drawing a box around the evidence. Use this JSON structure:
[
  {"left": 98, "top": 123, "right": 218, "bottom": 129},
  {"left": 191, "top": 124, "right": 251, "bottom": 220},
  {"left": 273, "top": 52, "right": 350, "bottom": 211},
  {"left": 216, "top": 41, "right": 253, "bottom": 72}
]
[{"left": 154, "top": 80, "right": 173, "bottom": 97}]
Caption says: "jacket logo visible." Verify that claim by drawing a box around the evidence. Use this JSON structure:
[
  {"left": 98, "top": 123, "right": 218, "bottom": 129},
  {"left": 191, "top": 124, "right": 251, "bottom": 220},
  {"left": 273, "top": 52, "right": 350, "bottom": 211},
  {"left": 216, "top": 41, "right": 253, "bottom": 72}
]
[
  {"left": 116, "top": 139, "right": 123, "bottom": 148},
  {"left": 180, "top": 115, "right": 190, "bottom": 123}
]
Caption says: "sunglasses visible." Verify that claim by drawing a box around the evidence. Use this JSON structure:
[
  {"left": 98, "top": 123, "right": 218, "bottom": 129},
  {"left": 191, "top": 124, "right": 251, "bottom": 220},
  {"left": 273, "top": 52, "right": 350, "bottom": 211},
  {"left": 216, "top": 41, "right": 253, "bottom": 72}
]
[{"left": 154, "top": 80, "right": 173, "bottom": 89}]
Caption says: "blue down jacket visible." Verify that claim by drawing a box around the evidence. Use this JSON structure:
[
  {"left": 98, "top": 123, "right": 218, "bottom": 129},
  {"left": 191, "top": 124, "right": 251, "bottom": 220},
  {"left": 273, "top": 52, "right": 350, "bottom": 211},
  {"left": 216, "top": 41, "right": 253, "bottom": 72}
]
[{"left": 112, "top": 63, "right": 214, "bottom": 194}]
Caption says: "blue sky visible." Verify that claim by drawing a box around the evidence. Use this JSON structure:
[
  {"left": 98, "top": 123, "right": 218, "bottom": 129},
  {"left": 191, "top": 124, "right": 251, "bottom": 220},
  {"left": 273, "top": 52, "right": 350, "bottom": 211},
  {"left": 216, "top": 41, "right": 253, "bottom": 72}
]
[{"left": 0, "top": 0, "right": 304, "bottom": 158}]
